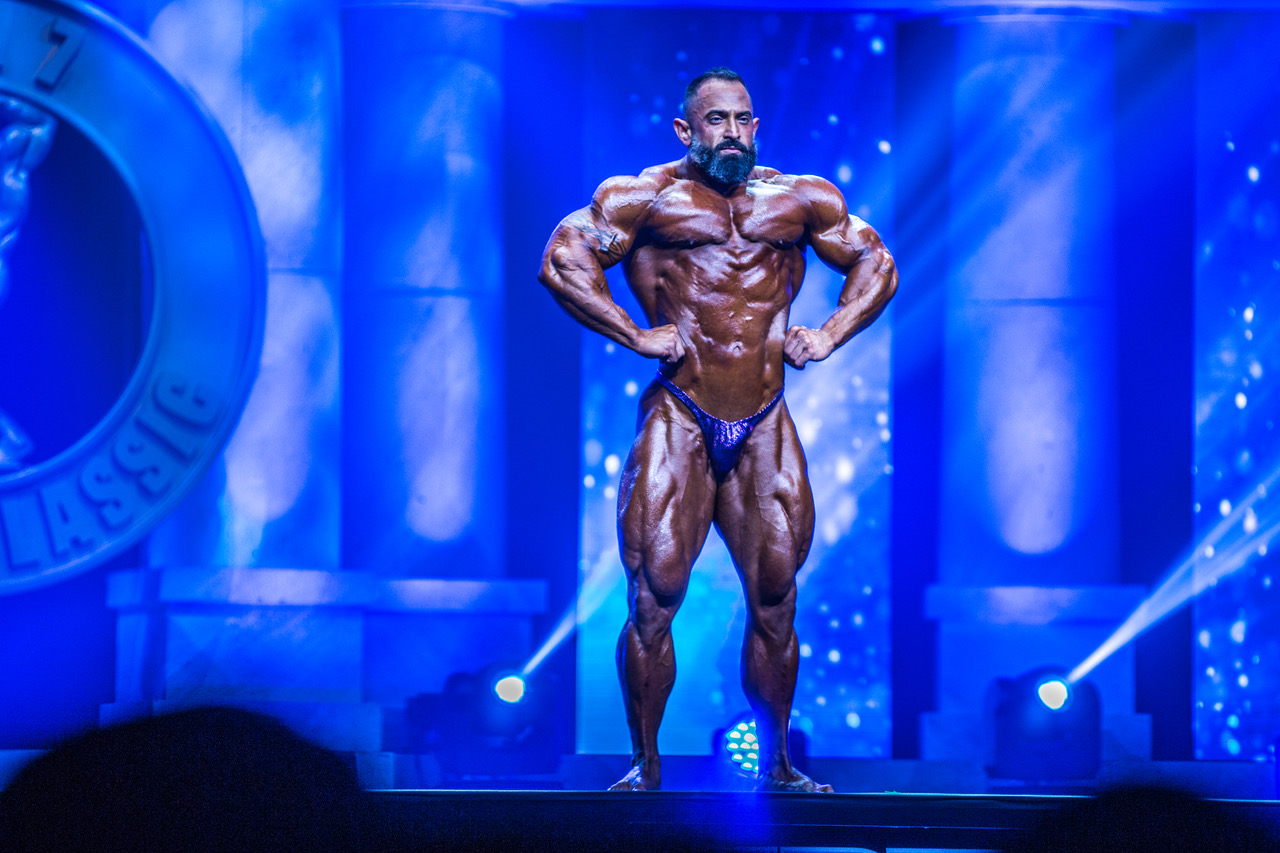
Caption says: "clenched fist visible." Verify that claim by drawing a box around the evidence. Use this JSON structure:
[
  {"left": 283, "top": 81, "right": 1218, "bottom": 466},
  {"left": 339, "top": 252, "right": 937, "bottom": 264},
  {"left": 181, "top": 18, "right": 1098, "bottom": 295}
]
[
  {"left": 784, "top": 325, "right": 834, "bottom": 369},
  {"left": 636, "top": 324, "right": 686, "bottom": 365}
]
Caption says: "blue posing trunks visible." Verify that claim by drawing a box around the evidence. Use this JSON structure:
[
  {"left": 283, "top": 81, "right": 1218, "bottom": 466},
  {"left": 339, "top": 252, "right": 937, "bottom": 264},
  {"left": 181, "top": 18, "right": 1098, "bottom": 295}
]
[{"left": 655, "top": 373, "right": 784, "bottom": 481}]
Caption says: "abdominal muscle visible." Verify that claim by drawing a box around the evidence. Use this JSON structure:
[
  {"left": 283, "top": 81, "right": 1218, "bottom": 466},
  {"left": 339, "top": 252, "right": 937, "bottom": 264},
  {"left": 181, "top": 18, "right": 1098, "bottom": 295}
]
[{"left": 628, "top": 243, "right": 801, "bottom": 421}]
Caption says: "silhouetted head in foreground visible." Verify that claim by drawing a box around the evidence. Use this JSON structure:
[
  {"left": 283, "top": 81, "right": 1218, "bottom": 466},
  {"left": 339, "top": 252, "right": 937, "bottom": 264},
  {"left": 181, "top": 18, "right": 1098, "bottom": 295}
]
[
  {"left": 1006, "top": 783, "right": 1280, "bottom": 853},
  {"left": 0, "top": 706, "right": 367, "bottom": 852}
]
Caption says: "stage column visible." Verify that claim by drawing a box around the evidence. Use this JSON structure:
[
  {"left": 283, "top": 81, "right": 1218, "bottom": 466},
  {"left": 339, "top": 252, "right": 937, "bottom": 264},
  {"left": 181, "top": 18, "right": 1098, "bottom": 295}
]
[
  {"left": 923, "top": 15, "right": 1149, "bottom": 769},
  {"left": 102, "top": 0, "right": 394, "bottom": 782},
  {"left": 341, "top": 1, "right": 507, "bottom": 580},
  {"left": 144, "top": 0, "right": 344, "bottom": 569},
  {"left": 341, "top": 3, "right": 551, "bottom": 779}
]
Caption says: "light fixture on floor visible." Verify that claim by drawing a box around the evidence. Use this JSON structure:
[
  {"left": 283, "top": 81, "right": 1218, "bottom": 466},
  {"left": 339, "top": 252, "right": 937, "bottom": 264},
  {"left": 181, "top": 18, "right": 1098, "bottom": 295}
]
[
  {"left": 406, "top": 663, "right": 559, "bottom": 782},
  {"left": 987, "top": 666, "right": 1101, "bottom": 782}
]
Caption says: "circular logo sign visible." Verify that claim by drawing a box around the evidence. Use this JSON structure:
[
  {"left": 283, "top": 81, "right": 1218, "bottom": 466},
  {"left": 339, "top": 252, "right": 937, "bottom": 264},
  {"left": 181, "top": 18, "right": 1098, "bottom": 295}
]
[{"left": 0, "top": 0, "right": 265, "bottom": 593}]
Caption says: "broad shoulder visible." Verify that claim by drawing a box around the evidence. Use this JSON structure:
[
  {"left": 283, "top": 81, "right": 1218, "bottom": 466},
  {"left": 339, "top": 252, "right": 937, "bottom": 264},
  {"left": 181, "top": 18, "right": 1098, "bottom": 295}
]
[
  {"left": 637, "top": 159, "right": 685, "bottom": 184},
  {"left": 756, "top": 173, "right": 850, "bottom": 228},
  {"left": 593, "top": 167, "right": 673, "bottom": 205},
  {"left": 756, "top": 172, "right": 842, "bottom": 201},
  {"left": 588, "top": 167, "right": 677, "bottom": 228}
]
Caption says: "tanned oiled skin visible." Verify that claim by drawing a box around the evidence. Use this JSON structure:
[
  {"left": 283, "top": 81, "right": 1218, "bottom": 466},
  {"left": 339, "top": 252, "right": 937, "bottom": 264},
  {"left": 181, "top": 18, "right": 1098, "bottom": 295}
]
[{"left": 539, "top": 78, "right": 897, "bottom": 793}]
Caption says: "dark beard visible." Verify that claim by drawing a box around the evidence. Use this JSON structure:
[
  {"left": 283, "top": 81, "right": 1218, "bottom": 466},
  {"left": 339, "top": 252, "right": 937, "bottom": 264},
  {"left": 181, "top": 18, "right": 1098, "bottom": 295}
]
[{"left": 689, "top": 138, "right": 757, "bottom": 189}]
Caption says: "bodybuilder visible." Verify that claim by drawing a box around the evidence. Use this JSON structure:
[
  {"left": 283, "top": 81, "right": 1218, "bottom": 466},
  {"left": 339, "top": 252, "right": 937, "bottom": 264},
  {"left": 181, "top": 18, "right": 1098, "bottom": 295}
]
[{"left": 539, "top": 68, "right": 897, "bottom": 792}]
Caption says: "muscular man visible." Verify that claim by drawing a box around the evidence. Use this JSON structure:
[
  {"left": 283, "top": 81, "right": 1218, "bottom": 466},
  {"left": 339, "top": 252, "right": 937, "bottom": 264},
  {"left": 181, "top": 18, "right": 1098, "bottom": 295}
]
[{"left": 539, "top": 67, "right": 896, "bottom": 792}]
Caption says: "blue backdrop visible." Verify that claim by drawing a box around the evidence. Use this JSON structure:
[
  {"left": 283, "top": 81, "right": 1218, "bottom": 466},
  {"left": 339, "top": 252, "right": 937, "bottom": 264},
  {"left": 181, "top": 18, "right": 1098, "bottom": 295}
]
[{"left": 2, "top": 1, "right": 1280, "bottom": 785}]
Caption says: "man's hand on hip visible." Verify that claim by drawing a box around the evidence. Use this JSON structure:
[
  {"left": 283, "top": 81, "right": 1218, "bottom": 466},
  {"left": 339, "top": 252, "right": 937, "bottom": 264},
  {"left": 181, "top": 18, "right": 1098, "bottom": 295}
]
[
  {"left": 783, "top": 326, "right": 834, "bottom": 369},
  {"left": 636, "top": 324, "right": 686, "bottom": 365}
]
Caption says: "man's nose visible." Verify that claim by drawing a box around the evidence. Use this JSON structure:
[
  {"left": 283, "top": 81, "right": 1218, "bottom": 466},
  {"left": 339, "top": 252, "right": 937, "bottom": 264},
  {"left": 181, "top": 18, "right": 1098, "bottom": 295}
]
[{"left": 724, "top": 118, "right": 741, "bottom": 137}]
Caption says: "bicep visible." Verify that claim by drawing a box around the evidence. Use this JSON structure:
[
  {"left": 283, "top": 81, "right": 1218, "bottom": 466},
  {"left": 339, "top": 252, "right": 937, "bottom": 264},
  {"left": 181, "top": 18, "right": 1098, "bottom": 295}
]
[
  {"left": 554, "top": 208, "right": 631, "bottom": 270},
  {"left": 554, "top": 176, "right": 654, "bottom": 270},
  {"left": 808, "top": 210, "right": 882, "bottom": 275},
  {"left": 798, "top": 179, "right": 862, "bottom": 269}
]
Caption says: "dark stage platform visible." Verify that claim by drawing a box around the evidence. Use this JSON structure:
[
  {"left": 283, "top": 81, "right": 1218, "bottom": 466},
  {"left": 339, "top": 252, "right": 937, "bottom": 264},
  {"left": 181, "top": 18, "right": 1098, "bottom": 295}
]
[{"left": 363, "top": 789, "right": 1280, "bottom": 852}]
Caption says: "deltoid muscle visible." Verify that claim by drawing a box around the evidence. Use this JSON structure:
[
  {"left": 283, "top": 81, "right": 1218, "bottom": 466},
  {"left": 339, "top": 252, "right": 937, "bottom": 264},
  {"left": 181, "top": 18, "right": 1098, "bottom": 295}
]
[{"left": 0, "top": 96, "right": 55, "bottom": 471}]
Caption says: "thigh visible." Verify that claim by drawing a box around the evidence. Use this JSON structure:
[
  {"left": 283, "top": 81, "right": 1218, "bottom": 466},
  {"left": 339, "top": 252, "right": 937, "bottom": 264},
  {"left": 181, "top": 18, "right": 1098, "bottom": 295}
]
[
  {"left": 714, "top": 401, "right": 815, "bottom": 607},
  {"left": 618, "top": 384, "right": 718, "bottom": 606}
]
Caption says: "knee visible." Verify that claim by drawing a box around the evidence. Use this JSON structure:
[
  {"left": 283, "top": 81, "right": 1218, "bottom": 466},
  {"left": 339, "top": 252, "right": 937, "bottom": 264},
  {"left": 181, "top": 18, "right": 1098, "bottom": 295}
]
[
  {"left": 623, "top": 543, "right": 690, "bottom": 607},
  {"left": 752, "top": 565, "right": 797, "bottom": 611},
  {"left": 632, "top": 591, "right": 677, "bottom": 647},
  {"left": 748, "top": 577, "right": 797, "bottom": 640}
]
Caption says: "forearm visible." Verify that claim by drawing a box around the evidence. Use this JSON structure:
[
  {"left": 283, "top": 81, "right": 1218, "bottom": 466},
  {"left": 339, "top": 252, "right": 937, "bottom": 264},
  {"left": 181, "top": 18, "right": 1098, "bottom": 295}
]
[
  {"left": 539, "top": 250, "right": 646, "bottom": 350},
  {"left": 818, "top": 246, "right": 897, "bottom": 350}
]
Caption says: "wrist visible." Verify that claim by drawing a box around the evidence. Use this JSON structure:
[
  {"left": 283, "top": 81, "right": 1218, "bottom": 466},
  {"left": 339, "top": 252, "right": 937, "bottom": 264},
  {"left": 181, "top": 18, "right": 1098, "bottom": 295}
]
[
  {"left": 621, "top": 325, "right": 646, "bottom": 351},
  {"left": 814, "top": 325, "right": 838, "bottom": 356}
]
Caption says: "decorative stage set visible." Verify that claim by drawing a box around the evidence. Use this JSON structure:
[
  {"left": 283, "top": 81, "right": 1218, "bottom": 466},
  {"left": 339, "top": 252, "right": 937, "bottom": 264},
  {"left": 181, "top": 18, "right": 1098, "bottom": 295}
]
[{"left": 1, "top": 0, "right": 1280, "bottom": 848}]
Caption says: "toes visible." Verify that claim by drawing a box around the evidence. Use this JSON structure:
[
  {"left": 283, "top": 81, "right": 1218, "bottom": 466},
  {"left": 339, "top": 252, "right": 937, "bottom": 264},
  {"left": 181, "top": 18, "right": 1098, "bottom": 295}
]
[
  {"left": 608, "top": 767, "right": 657, "bottom": 791},
  {"left": 757, "top": 772, "right": 835, "bottom": 793}
]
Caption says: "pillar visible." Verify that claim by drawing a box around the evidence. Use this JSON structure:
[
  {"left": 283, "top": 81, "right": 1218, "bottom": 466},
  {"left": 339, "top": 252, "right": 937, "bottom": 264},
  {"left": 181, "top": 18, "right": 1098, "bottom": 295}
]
[
  {"left": 103, "top": 0, "right": 373, "bottom": 772},
  {"left": 341, "top": 0, "right": 507, "bottom": 579},
  {"left": 924, "top": 16, "right": 1149, "bottom": 767},
  {"left": 144, "top": 0, "right": 344, "bottom": 569}
]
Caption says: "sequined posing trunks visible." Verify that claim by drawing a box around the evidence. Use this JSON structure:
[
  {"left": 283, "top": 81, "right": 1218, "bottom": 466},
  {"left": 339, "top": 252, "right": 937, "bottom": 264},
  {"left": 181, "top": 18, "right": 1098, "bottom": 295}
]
[{"left": 655, "top": 373, "right": 784, "bottom": 481}]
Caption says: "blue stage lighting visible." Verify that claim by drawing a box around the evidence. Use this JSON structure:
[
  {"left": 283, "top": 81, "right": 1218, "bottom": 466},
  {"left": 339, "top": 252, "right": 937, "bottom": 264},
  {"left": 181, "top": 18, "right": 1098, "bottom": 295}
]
[
  {"left": 494, "top": 674, "right": 526, "bottom": 704},
  {"left": 988, "top": 667, "right": 1101, "bottom": 783}
]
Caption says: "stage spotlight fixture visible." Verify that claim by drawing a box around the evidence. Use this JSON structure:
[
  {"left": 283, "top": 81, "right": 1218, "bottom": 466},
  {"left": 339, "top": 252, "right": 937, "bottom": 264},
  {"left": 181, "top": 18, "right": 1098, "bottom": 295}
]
[
  {"left": 1037, "top": 677, "right": 1070, "bottom": 711},
  {"left": 713, "top": 713, "right": 810, "bottom": 781},
  {"left": 987, "top": 666, "right": 1101, "bottom": 783},
  {"left": 494, "top": 673, "right": 526, "bottom": 704},
  {"left": 722, "top": 719, "right": 761, "bottom": 775},
  {"left": 405, "top": 663, "right": 560, "bottom": 782}
]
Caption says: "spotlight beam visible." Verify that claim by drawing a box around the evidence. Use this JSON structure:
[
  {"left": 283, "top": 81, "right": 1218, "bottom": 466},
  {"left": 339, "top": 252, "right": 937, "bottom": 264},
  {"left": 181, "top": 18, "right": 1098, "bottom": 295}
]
[
  {"left": 521, "top": 556, "right": 622, "bottom": 678},
  {"left": 1069, "top": 470, "right": 1280, "bottom": 684}
]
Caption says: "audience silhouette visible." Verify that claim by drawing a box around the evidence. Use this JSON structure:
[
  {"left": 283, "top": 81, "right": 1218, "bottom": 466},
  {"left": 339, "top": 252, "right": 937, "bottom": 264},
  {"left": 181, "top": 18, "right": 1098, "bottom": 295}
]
[{"left": 0, "top": 706, "right": 369, "bottom": 852}]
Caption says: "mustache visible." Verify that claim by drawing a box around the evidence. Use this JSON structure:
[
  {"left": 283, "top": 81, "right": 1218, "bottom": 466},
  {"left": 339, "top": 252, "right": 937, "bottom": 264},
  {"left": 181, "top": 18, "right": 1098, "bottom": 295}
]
[{"left": 716, "top": 140, "right": 749, "bottom": 153}]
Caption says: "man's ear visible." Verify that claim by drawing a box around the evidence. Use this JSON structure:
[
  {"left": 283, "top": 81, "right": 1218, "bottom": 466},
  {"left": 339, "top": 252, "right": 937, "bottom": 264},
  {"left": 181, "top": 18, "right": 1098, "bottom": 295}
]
[{"left": 673, "top": 117, "right": 692, "bottom": 146}]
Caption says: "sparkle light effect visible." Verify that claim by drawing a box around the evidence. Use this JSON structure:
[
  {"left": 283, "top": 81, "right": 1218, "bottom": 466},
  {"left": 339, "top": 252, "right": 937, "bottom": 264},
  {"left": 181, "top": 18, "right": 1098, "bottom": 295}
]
[{"left": 1193, "top": 15, "right": 1280, "bottom": 760}]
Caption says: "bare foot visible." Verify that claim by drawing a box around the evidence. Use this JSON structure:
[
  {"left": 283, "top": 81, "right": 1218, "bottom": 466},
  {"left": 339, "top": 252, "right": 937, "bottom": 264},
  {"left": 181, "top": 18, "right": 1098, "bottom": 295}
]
[
  {"left": 756, "top": 769, "right": 834, "bottom": 793},
  {"left": 608, "top": 764, "right": 660, "bottom": 791}
]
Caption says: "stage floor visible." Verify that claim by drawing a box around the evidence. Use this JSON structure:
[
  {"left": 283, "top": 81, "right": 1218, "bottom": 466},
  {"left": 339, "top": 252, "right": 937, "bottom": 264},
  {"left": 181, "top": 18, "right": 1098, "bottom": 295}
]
[
  {"left": 389, "top": 753, "right": 1280, "bottom": 800},
  {"left": 363, "top": 789, "right": 1280, "bottom": 852}
]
